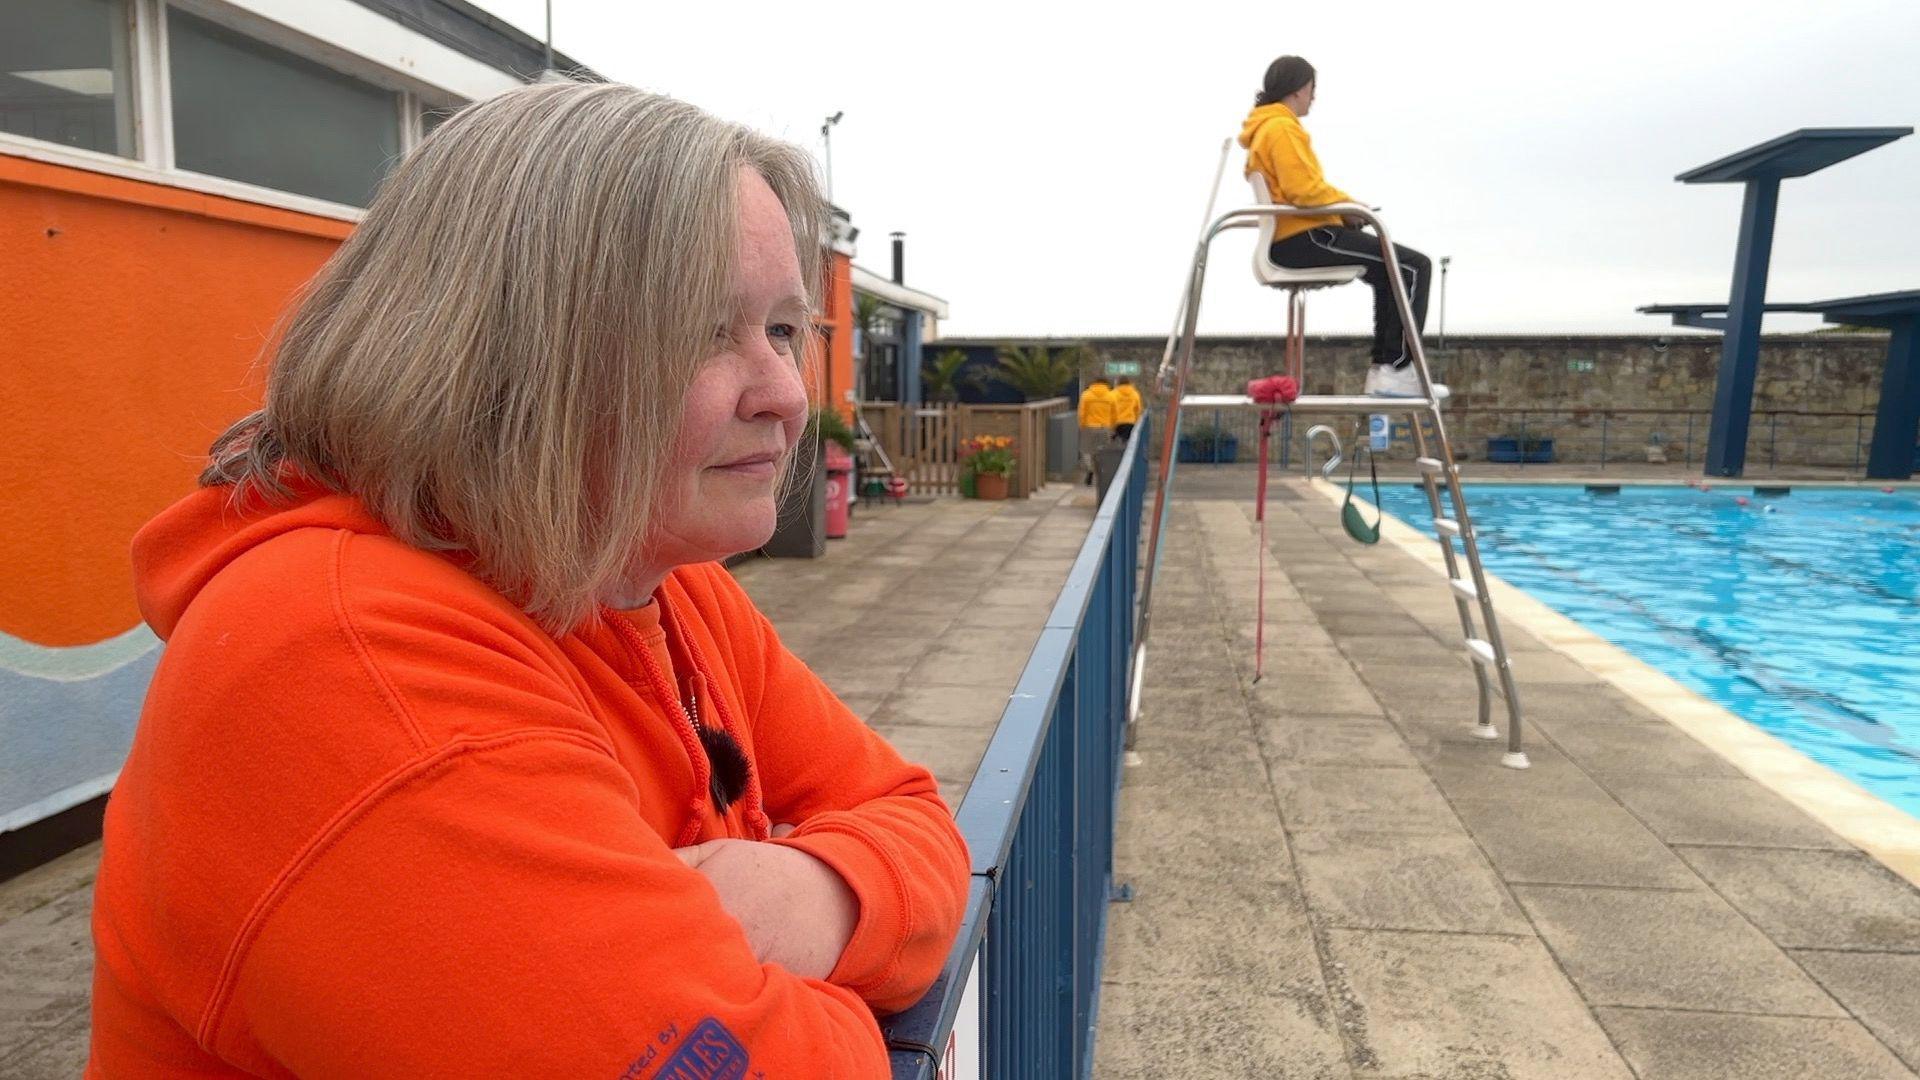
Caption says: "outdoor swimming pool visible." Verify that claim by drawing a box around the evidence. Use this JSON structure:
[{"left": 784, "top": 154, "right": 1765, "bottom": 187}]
[{"left": 1373, "top": 483, "right": 1920, "bottom": 819}]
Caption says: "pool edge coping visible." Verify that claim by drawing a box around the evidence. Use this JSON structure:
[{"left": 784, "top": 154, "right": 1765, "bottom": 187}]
[
  {"left": 1305, "top": 476, "right": 1920, "bottom": 890},
  {"left": 1370, "top": 475, "right": 1920, "bottom": 489}
]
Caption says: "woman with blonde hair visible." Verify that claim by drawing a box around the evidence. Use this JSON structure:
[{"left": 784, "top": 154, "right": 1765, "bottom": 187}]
[{"left": 87, "top": 82, "right": 968, "bottom": 1078}]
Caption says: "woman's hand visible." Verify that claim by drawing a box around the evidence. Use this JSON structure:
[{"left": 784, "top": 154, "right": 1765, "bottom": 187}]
[{"left": 674, "top": 833, "right": 857, "bottom": 980}]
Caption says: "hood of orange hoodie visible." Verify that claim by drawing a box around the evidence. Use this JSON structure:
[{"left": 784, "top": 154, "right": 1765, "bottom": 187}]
[
  {"left": 131, "top": 483, "right": 393, "bottom": 641},
  {"left": 1238, "top": 102, "right": 1297, "bottom": 149}
]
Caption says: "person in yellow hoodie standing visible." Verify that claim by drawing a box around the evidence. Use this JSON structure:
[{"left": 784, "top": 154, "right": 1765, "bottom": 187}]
[
  {"left": 1239, "top": 55, "right": 1445, "bottom": 399},
  {"left": 1077, "top": 377, "right": 1116, "bottom": 483},
  {"left": 1112, "top": 376, "right": 1144, "bottom": 440}
]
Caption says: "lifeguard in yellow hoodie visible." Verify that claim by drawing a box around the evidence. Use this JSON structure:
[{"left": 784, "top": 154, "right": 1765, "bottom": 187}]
[
  {"left": 1077, "top": 378, "right": 1116, "bottom": 483},
  {"left": 1239, "top": 55, "right": 1444, "bottom": 399},
  {"left": 1111, "top": 376, "right": 1144, "bottom": 438}
]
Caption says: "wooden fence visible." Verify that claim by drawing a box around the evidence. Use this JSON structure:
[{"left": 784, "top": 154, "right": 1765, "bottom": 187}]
[{"left": 861, "top": 398, "right": 1072, "bottom": 497}]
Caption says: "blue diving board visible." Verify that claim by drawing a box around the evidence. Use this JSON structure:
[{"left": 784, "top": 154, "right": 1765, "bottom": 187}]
[
  {"left": 1816, "top": 291, "right": 1920, "bottom": 480},
  {"left": 1638, "top": 300, "right": 1825, "bottom": 332},
  {"left": 1640, "top": 291, "right": 1920, "bottom": 480},
  {"left": 1648, "top": 127, "right": 1913, "bottom": 478},
  {"left": 1676, "top": 128, "right": 1910, "bottom": 183}
]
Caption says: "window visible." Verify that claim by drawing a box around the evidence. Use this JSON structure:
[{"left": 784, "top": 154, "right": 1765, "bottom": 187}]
[
  {"left": 167, "top": 7, "right": 400, "bottom": 207},
  {"left": 864, "top": 343, "right": 901, "bottom": 402},
  {"left": 0, "top": 0, "right": 136, "bottom": 157},
  {"left": 420, "top": 99, "right": 465, "bottom": 137}
]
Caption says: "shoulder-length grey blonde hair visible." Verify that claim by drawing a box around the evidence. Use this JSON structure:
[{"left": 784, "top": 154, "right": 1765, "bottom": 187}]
[{"left": 204, "top": 82, "right": 826, "bottom": 631}]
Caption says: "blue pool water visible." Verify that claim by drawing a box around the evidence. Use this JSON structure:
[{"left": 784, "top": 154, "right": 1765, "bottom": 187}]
[{"left": 1372, "top": 483, "right": 1920, "bottom": 818}]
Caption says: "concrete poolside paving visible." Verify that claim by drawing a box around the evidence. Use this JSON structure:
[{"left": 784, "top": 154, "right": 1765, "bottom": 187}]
[
  {"left": 734, "top": 482, "right": 1096, "bottom": 808},
  {"left": 8, "top": 472, "right": 1920, "bottom": 1078},
  {"left": 1094, "top": 474, "right": 1920, "bottom": 1079},
  {"left": 0, "top": 484, "right": 1095, "bottom": 1076}
]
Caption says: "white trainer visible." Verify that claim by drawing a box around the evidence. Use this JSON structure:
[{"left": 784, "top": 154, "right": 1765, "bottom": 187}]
[{"left": 1365, "top": 363, "right": 1450, "bottom": 400}]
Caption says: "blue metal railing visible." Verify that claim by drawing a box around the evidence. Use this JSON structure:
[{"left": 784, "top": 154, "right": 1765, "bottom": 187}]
[{"left": 884, "top": 416, "right": 1150, "bottom": 1080}]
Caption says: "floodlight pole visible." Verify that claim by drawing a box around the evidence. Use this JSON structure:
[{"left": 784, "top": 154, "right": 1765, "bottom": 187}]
[{"left": 821, "top": 111, "right": 843, "bottom": 202}]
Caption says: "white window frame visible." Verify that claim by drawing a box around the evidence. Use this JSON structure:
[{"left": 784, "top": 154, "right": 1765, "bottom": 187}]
[
  {"left": 0, "top": 0, "right": 506, "bottom": 223},
  {"left": 399, "top": 93, "right": 424, "bottom": 151}
]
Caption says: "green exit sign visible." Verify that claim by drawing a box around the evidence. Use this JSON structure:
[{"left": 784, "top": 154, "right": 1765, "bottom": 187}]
[
  {"left": 1568, "top": 359, "right": 1596, "bottom": 373},
  {"left": 1105, "top": 361, "right": 1142, "bottom": 377}
]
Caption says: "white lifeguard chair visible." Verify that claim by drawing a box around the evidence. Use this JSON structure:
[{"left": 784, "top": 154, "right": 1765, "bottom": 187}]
[
  {"left": 1128, "top": 141, "right": 1531, "bottom": 769},
  {"left": 1247, "top": 172, "right": 1362, "bottom": 383}
]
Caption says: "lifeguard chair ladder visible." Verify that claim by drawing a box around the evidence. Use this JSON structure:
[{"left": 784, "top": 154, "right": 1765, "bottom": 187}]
[{"left": 1127, "top": 145, "right": 1530, "bottom": 768}]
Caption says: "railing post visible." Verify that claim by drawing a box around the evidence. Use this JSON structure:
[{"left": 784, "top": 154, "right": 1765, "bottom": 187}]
[
  {"left": 1600, "top": 412, "right": 1610, "bottom": 472},
  {"left": 1685, "top": 412, "right": 1695, "bottom": 467},
  {"left": 1768, "top": 412, "right": 1778, "bottom": 472},
  {"left": 888, "top": 413, "right": 1150, "bottom": 1080},
  {"left": 1854, "top": 414, "right": 1865, "bottom": 473}
]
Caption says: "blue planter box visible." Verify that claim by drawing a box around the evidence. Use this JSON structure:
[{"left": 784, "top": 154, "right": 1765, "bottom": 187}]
[
  {"left": 1486, "top": 436, "right": 1554, "bottom": 464},
  {"left": 1177, "top": 434, "right": 1239, "bottom": 464}
]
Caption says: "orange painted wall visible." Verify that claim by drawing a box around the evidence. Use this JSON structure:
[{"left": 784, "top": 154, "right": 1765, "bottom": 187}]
[
  {"left": 2, "top": 156, "right": 861, "bottom": 648},
  {"left": 0, "top": 156, "right": 348, "bottom": 648},
  {"left": 811, "top": 250, "right": 855, "bottom": 421}
]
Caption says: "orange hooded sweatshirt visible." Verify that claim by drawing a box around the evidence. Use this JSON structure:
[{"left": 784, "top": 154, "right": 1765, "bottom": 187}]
[
  {"left": 1238, "top": 102, "right": 1355, "bottom": 244},
  {"left": 87, "top": 482, "right": 969, "bottom": 1078}
]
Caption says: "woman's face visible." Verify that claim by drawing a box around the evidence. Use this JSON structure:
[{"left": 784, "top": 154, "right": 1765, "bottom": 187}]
[
  {"left": 650, "top": 168, "right": 811, "bottom": 568},
  {"left": 1290, "top": 79, "right": 1316, "bottom": 117}
]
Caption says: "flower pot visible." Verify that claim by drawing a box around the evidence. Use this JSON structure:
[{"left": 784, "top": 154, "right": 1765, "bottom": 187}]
[
  {"left": 764, "top": 438, "right": 826, "bottom": 557},
  {"left": 1486, "top": 436, "right": 1555, "bottom": 464},
  {"left": 975, "top": 473, "right": 1009, "bottom": 500},
  {"left": 1176, "top": 434, "right": 1239, "bottom": 464}
]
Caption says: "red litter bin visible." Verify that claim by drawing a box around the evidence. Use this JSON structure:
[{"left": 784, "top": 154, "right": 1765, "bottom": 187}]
[{"left": 824, "top": 443, "right": 853, "bottom": 539}]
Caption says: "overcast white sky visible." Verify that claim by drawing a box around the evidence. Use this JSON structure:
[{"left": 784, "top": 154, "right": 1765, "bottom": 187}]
[{"left": 481, "top": 0, "right": 1918, "bottom": 337}]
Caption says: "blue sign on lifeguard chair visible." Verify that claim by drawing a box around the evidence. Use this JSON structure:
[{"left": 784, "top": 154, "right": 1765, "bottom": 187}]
[{"left": 1640, "top": 127, "right": 1918, "bottom": 479}]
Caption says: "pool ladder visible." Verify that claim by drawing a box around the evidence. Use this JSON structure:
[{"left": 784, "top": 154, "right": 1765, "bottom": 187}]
[{"left": 1127, "top": 189, "right": 1529, "bottom": 769}]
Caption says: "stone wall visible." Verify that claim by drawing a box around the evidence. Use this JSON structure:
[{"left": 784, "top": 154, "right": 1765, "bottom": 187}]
[{"left": 938, "top": 334, "right": 1895, "bottom": 469}]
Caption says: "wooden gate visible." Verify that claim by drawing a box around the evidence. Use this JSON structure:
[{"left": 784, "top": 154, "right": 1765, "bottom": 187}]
[{"left": 860, "top": 399, "right": 1069, "bottom": 498}]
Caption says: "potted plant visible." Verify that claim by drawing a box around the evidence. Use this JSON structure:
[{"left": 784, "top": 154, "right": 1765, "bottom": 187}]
[
  {"left": 808, "top": 406, "right": 857, "bottom": 455},
  {"left": 923, "top": 348, "right": 986, "bottom": 403},
  {"left": 764, "top": 434, "right": 826, "bottom": 557},
  {"left": 1486, "top": 431, "right": 1555, "bottom": 464},
  {"left": 807, "top": 408, "right": 859, "bottom": 537},
  {"left": 991, "top": 344, "right": 1085, "bottom": 401},
  {"left": 1177, "top": 421, "right": 1239, "bottom": 463},
  {"left": 960, "top": 435, "right": 1016, "bottom": 499}
]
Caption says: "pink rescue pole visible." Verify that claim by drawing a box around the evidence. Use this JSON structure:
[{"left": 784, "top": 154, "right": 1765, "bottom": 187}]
[
  {"left": 1245, "top": 374, "right": 1300, "bottom": 684},
  {"left": 1254, "top": 409, "right": 1273, "bottom": 682}
]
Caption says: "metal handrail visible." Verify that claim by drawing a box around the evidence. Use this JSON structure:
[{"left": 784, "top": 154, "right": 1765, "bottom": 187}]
[
  {"left": 1157, "top": 138, "right": 1238, "bottom": 393},
  {"left": 1307, "top": 424, "right": 1344, "bottom": 479},
  {"left": 885, "top": 417, "right": 1151, "bottom": 1079}
]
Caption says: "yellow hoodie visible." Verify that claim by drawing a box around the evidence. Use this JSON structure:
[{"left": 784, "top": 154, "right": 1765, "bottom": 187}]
[
  {"left": 1238, "top": 103, "right": 1354, "bottom": 244},
  {"left": 1078, "top": 382, "right": 1116, "bottom": 428}
]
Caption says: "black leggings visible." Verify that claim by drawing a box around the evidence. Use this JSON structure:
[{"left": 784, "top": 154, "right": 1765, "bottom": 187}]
[{"left": 1269, "top": 227, "right": 1431, "bottom": 366}]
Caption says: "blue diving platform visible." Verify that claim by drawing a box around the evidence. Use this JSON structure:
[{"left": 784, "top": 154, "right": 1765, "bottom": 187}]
[{"left": 1641, "top": 127, "right": 1913, "bottom": 478}]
